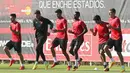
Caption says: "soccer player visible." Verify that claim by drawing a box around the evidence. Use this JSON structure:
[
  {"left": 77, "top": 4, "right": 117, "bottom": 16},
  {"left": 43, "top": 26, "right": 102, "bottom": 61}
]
[
  {"left": 106, "top": 8, "right": 125, "bottom": 72},
  {"left": 50, "top": 9, "right": 71, "bottom": 71},
  {"left": 3, "top": 13, "right": 25, "bottom": 70},
  {"left": 90, "top": 15, "right": 115, "bottom": 71},
  {"left": 68, "top": 11, "right": 88, "bottom": 71},
  {"left": 32, "top": 10, "right": 53, "bottom": 70}
]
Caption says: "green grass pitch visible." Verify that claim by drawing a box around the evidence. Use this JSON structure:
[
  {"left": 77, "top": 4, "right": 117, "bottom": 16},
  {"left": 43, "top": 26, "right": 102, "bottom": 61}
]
[{"left": 0, "top": 64, "right": 130, "bottom": 73}]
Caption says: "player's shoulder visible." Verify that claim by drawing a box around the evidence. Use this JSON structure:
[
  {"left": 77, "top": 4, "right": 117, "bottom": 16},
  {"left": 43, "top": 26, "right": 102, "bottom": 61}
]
[
  {"left": 79, "top": 20, "right": 85, "bottom": 23},
  {"left": 41, "top": 16, "right": 49, "bottom": 21},
  {"left": 102, "top": 21, "right": 109, "bottom": 25},
  {"left": 33, "top": 18, "right": 37, "bottom": 22},
  {"left": 14, "top": 21, "right": 21, "bottom": 27},
  {"left": 95, "top": 24, "right": 98, "bottom": 28},
  {"left": 109, "top": 16, "right": 120, "bottom": 21},
  {"left": 62, "top": 17, "right": 67, "bottom": 20},
  {"left": 62, "top": 18, "right": 67, "bottom": 22},
  {"left": 16, "top": 21, "right": 20, "bottom": 25},
  {"left": 80, "top": 20, "right": 86, "bottom": 25},
  {"left": 115, "top": 16, "right": 120, "bottom": 21},
  {"left": 79, "top": 19, "right": 83, "bottom": 22}
]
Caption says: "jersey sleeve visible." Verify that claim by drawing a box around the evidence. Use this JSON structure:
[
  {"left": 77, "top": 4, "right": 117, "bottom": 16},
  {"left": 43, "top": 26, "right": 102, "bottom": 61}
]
[
  {"left": 81, "top": 21, "right": 86, "bottom": 28},
  {"left": 115, "top": 18, "right": 121, "bottom": 28},
  {"left": 46, "top": 18, "right": 52, "bottom": 24},
  {"left": 94, "top": 25, "right": 97, "bottom": 33},
  {"left": 63, "top": 19, "right": 67, "bottom": 28},
  {"left": 46, "top": 18, "right": 53, "bottom": 29}
]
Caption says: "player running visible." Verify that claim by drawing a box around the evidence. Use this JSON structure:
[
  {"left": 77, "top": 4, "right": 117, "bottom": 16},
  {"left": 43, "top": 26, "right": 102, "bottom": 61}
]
[
  {"left": 68, "top": 11, "right": 88, "bottom": 71},
  {"left": 32, "top": 10, "right": 53, "bottom": 70},
  {"left": 50, "top": 9, "right": 72, "bottom": 71},
  {"left": 90, "top": 15, "right": 115, "bottom": 71},
  {"left": 3, "top": 13, "right": 25, "bottom": 70},
  {"left": 106, "top": 8, "right": 125, "bottom": 72}
]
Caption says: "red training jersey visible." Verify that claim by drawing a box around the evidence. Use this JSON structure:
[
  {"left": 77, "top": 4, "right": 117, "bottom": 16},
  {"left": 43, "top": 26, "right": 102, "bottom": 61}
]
[
  {"left": 94, "top": 22, "right": 109, "bottom": 44},
  {"left": 108, "top": 16, "right": 122, "bottom": 40},
  {"left": 56, "top": 17, "right": 68, "bottom": 39},
  {"left": 10, "top": 21, "right": 21, "bottom": 42},
  {"left": 72, "top": 20, "right": 86, "bottom": 40}
]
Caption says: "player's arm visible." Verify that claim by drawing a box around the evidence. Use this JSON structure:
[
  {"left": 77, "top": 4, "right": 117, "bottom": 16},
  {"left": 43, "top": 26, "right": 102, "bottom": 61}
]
[
  {"left": 90, "top": 25, "right": 97, "bottom": 36},
  {"left": 90, "top": 28, "right": 97, "bottom": 36},
  {"left": 46, "top": 19, "right": 54, "bottom": 36},
  {"left": 107, "top": 19, "right": 121, "bottom": 32},
  {"left": 47, "top": 19, "right": 54, "bottom": 30},
  {"left": 68, "top": 29, "right": 75, "bottom": 34},
  {"left": 77, "top": 24, "right": 88, "bottom": 37},
  {"left": 107, "top": 24, "right": 121, "bottom": 32},
  {"left": 103, "top": 23, "right": 111, "bottom": 37},
  {"left": 10, "top": 23, "right": 20, "bottom": 36},
  {"left": 68, "top": 22, "right": 75, "bottom": 34},
  {"left": 33, "top": 19, "right": 36, "bottom": 30},
  {"left": 104, "top": 30, "right": 111, "bottom": 37},
  {"left": 53, "top": 19, "right": 67, "bottom": 32}
]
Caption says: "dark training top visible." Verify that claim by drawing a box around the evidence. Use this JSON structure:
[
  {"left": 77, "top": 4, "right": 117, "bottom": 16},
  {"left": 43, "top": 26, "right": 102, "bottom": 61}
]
[{"left": 33, "top": 16, "right": 53, "bottom": 38}]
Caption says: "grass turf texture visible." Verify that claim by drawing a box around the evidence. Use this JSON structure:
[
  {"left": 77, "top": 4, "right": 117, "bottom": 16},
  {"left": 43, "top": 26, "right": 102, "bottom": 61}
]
[{"left": 0, "top": 64, "right": 130, "bottom": 73}]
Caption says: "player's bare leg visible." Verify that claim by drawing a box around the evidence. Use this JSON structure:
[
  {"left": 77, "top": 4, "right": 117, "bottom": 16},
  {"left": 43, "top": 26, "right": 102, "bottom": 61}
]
[
  {"left": 18, "top": 53, "right": 25, "bottom": 70},
  {"left": 3, "top": 47, "right": 15, "bottom": 67},
  {"left": 62, "top": 50, "right": 72, "bottom": 70}
]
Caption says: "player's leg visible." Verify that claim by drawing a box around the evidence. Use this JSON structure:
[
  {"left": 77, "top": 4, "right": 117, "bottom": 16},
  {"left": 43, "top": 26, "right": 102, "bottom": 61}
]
[
  {"left": 106, "top": 38, "right": 116, "bottom": 68},
  {"left": 104, "top": 45, "right": 113, "bottom": 59},
  {"left": 114, "top": 38, "right": 125, "bottom": 72},
  {"left": 100, "top": 52, "right": 107, "bottom": 68},
  {"left": 73, "top": 39, "right": 83, "bottom": 71},
  {"left": 98, "top": 43, "right": 108, "bottom": 71},
  {"left": 3, "top": 40, "right": 15, "bottom": 66},
  {"left": 60, "top": 39, "right": 72, "bottom": 70},
  {"left": 32, "top": 37, "right": 40, "bottom": 70},
  {"left": 38, "top": 36, "right": 46, "bottom": 62},
  {"left": 104, "top": 45, "right": 115, "bottom": 65},
  {"left": 15, "top": 42, "right": 25, "bottom": 70},
  {"left": 69, "top": 39, "right": 76, "bottom": 56},
  {"left": 38, "top": 36, "right": 49, "bottom": 70},
  {"left": 50, "top": 38, "right": 60, "bottom": 68},
  {"left": 117, "top": 52, "right": 125, "bottom": 72},
  {"left": 17, "top": 53, "right": 24, "bottom": 70}
]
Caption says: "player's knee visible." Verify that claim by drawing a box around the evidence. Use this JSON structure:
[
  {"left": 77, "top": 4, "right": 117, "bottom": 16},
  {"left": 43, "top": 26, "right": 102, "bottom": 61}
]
[
  {"left": 39, "top": 50, "right": 43, "bottom": 54},
  {"left": 36, "top": 47, "right": 40, "bottom": 51},
  {"left": 50, "top": 47, "right": 53, "bottom": 50},
  {"left": 74, "top": 49, "right": 78, "bottom": 53},
  {"left": 104, "top": 45, "right": 108, "bottom": 51},
  {"left": 116, "top": 52, "right": 122, "bottom": 55},
  {"left": 17, "top": 53, "right": 22, "bottom": 56},
  {"left": 100, "top": 52, "right": 105, "bottom": 56},
  {"left": 62, "top": 50, "right": 67, "bottom": 54},
  {"left": 3, "top": 46, "right": 8, "bottom": 51},
  {"left": 50, "top": 46, "right": 55, "bottom": 51}
]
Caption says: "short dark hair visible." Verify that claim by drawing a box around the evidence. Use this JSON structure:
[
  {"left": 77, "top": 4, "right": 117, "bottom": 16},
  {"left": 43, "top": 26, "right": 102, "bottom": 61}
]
[
  {"left": 55, "top": 9, "right": 62, "bottom": 13},
  {"left": 110, "top": 8, "right": 116, "bottom": 13},
  {"left": 10, "top": 13, "right": 16, "bottom": 18},
  {"left": 93, "top": 15, "right": 101, "bottom": 21},
  {"left": 75, "top": 11, "right": 80, "bottom": 16},
  {"left": 35, "top": 10, "right": 41, "bottom": 14}
]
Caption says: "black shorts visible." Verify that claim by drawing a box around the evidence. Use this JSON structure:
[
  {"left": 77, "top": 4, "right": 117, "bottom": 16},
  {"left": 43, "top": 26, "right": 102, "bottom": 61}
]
[
  {"left": 107, "top": 38, "right": 122, "bottom": 52},
  {"left": 52, "top": 38, "right": 67, "bottom": 50},
  {"left": 5, "top": 40, "right": 21, "bottom": 53},
  {"left": 98, "top": 43, "right": 106, "bottom": 54},
  {"left": 70, "top": 38, "right": 83, "bottom": 50}
]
